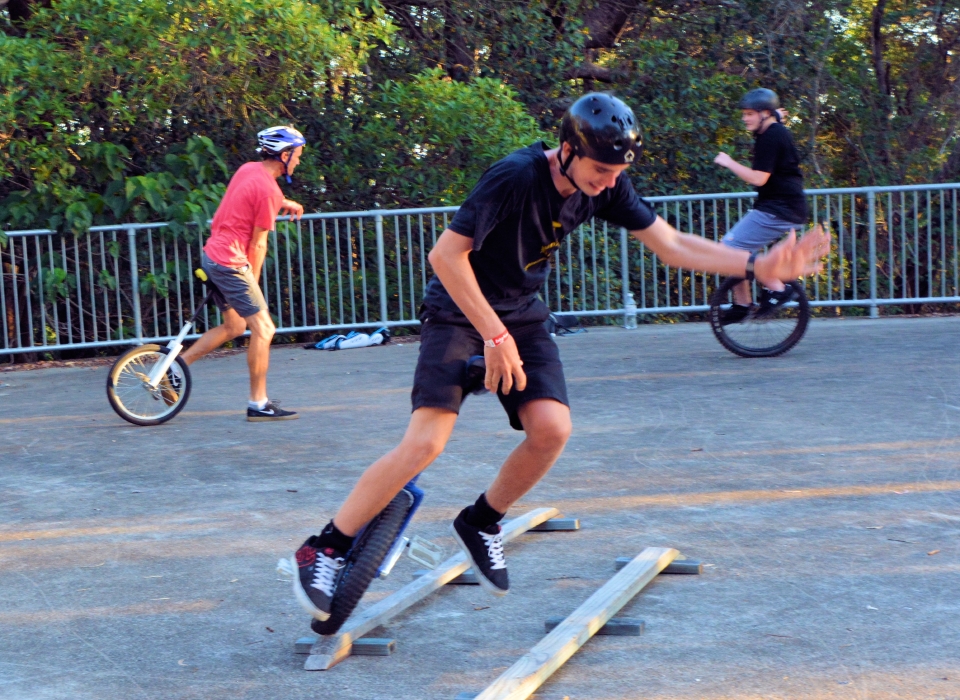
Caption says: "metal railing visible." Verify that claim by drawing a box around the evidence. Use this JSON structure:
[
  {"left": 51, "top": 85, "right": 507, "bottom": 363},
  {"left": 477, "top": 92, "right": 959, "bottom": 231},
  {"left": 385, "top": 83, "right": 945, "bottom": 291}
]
[{"left": 2, "top": 183, "right": 958, "bottom": 357}]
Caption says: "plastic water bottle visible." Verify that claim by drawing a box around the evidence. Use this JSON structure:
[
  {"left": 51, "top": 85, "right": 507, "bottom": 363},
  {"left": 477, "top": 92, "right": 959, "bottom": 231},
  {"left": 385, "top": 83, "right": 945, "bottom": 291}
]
[{"left": 623, "top": 291, "right": 638, "bottom": 329}]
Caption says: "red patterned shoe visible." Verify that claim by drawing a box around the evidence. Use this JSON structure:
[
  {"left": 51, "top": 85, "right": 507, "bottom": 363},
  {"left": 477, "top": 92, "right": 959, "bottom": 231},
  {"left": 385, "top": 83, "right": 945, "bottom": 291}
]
[{"left": 291, "top": 537, "right": 343, "bottom": 621}]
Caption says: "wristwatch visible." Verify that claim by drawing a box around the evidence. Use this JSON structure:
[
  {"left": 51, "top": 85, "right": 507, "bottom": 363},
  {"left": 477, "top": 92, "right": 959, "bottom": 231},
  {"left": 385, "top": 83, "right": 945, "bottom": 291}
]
[{"left": 745, "top": 252, "right": 757, "bottom": 282}]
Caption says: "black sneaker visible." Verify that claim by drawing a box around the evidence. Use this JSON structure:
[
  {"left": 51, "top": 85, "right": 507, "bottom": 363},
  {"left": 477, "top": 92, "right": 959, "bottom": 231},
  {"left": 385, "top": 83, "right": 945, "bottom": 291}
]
[
  {"left": 756, "top": 286, "right": 797, "bottom": 318},
  {"left": 451, "top": 509, "right": 508, "bottom": 597},
  {"left": 291, "top": 537, "right": 344, "bottom": 621},
  {"left": 247, "top": 400, "right": 298, "bottom": 422},
  {"left": 720, "top": 304, "right": 753, "bottom": 326}
]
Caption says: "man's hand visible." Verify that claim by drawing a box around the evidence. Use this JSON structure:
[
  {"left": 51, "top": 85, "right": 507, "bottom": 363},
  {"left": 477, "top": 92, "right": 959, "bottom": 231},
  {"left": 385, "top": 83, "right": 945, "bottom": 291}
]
[
  {"left": 484, "top": 334, "right": 526, "bottom": 395},
  {"left": 714, "top": 152, "right": 736, "bottom": 169},
  {"left": 755, "top": 224, "right": 831, "bottom": 285},
  {"left": 280, "top": 199, "right": 304, "bottom": 220}
]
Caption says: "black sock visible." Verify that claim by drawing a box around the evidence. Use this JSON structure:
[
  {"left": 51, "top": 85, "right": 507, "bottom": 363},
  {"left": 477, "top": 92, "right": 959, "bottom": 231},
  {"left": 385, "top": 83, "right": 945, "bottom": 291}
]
[
  {"left": 317, "top": 520, "right": 354, "bottom": 553},
  {"left": 463, "top": 493, "right": 505, "bottom": 529}
]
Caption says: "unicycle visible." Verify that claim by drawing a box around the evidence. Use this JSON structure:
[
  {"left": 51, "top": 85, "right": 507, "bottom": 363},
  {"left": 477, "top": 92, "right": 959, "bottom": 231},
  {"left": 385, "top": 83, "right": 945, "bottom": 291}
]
[
  {"left": 708, "top": 277, "right": 810, "bottom": 358},
  {"left": 303, "top": 356, "right": 489, "bottom": 636},
  {"left": 106, "top": 269, "right": 218, "bottom": 425}
]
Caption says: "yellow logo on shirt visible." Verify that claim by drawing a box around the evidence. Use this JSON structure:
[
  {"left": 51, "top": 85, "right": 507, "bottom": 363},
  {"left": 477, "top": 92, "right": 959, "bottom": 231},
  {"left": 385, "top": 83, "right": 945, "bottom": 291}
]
[{"left": 524, "top": 241, "right": 560, "bottom": 271}]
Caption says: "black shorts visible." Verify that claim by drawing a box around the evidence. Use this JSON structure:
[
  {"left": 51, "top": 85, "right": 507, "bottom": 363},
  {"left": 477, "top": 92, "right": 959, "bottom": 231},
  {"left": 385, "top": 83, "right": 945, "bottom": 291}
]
[{"left": 412, "top": 299, "right": 569, "bottom": 431}]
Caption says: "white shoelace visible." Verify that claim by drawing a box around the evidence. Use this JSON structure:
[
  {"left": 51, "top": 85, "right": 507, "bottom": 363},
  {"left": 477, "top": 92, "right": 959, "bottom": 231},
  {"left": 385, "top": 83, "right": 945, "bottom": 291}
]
[
  {"left": 311, "top": 551, "right": 344, "bottom": 596},
  {"left": 481, "top": 530, "right": 506, "bottom": 570}
]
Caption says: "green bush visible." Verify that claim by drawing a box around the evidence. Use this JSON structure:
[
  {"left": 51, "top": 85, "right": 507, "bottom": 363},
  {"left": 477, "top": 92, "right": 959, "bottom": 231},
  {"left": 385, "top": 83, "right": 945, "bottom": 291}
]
[{"left": 0, "top": 0, "right": 392, "bottom": 232}]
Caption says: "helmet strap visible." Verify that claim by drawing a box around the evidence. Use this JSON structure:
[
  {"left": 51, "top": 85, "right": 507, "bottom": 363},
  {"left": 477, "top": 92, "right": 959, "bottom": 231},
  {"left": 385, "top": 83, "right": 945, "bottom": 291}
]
[
  {"left": 281, "top": 150, "right": 292, "bottom": 184},
  {"left": 558, "top": 147, "right": 582, "bottom": 192}
]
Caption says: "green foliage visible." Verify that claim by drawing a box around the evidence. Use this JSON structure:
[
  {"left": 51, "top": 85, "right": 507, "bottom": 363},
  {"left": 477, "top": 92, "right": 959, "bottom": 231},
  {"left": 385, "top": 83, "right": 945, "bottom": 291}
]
[
  {"left": 2, "top": 0, "right": 958, "bottom": 235},
  {"left": 310, "top": 69, "right": 547, "bottom": 208},
  {"left": 43, "top": 267, "right": 76, "bottom": 301},
  {"left": 0, "top": 0, "right": 392, "bottom": 231}
]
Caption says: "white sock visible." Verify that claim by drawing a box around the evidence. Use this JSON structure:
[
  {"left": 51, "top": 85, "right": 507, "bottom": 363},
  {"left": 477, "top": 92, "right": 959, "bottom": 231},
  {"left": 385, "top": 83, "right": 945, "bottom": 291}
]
[{"left": 249, "top": 398, "right": 268, "bottom": 410}]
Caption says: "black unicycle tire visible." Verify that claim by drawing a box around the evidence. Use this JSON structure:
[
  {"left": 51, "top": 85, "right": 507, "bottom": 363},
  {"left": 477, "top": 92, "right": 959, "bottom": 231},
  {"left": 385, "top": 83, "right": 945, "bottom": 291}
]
[
  {"left": 106, "top": 345, "right": 192, "bottom": 426},
  {"left": 708, "top": 278, "right": 810, "bottom": 358},
  {"left": 311, "top": 488, "right": 415, "bottom": 636}
]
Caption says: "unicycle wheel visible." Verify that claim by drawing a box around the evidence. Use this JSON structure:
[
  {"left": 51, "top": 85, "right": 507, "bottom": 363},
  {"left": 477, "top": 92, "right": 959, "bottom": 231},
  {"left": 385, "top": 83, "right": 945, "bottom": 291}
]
[
  {"left": 311, "top": 489, "right": 415, "bottom": 636},
  {"left": 106, "top": 344, "right": 192, "bottom": 425},
  {"left": 708, "top": 278, "right": 810, "bottom": 358}
]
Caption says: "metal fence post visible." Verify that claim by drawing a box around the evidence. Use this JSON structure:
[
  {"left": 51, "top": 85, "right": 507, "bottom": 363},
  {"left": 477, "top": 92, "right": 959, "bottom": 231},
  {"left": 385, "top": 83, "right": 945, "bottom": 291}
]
[
  {"left": 867, "top": 189, "right": 878, "bottom": 318},
  {"left": 375, "top": 212, "right": 388, "bottom": 324},
  {"left": 620, "top": 227, "right": 630, "bottom": 326},
  {"left": 127, "top": 227, "right": 143, "bottom": 340}
]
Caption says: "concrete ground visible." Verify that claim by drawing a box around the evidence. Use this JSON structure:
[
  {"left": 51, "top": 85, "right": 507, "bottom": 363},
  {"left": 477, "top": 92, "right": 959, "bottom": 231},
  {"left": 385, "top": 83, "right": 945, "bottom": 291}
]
[{"left": 1, "top": 316, "right": 959, "bottom": 700}]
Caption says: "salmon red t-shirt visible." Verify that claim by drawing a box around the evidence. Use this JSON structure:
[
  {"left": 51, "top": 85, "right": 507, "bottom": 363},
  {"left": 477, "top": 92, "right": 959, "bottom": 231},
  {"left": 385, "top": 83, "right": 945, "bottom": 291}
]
[{"left": 204, "top": 162, "right": 284, "bottom": 268}]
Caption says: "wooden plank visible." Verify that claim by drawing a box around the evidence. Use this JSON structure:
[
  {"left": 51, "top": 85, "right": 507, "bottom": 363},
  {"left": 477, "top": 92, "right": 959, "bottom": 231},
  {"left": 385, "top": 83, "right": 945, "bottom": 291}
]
[
  {"left": 304, "top": 507, "right": 560, "bottom": 671},
  {"left": 456, "top": 694, "right": 569, "bottom": 700},
  {"left": 414, "top": 568, "right": 479, "bottom": 585},
  {"left": 529, "top": 518, "right": 580, "bottom": 532},
  {"left": 616, "top": 555, "right": 702, "bottom": 575},
  {"left": 544, "top": 616, "right": 643, "bottom": 636},
  {"left": 472, "top": 547, "right": 678, "bottom": 700}
]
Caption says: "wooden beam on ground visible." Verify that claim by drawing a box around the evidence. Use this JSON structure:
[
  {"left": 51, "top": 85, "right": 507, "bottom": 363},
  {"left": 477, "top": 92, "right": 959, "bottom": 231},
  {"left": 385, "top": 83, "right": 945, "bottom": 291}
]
[
  {"left": 304, "top": 507, "right": 560, "bottom": 671},
  {"left": 456, "top": 694, "right": 569, "bottom": 700},
  {"left": 469, "top": 547, "right": 678, "bottom": 700}
]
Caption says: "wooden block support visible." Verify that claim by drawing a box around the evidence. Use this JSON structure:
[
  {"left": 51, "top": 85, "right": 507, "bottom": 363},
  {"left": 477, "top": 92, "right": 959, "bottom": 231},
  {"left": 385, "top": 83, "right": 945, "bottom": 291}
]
[
  {"left": 529, "top": 518, "right": 580, "bottom": 532},
  {"left": 616, "top": 555, "right": 702, "bottom": 575},
  {"left": 351, "top": 638, "right": 395, "bottom": 656},
  {"left": 414, "top": 568, "right": 479, "bottom": 585},
  {"left": 470, "top": 547, "right": 678, "bottom": 700},
  {"left": 296, "top": 636, "right": 396, "bottom": 656},
  {"left": 304, "top": 507, "right": 560, "bottom": 671},
  {"left": 295, "top": 637, "right": 317, "bottom": 654},
  {"left": 544, "top": 616, "right": 643, "bottom": 636}
]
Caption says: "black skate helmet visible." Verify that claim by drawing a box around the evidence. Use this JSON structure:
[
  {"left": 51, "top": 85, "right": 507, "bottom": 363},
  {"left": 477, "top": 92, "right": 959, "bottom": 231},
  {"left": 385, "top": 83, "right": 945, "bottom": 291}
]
[
  {"left": 558, "top": 93, "right": 642, "bottom": 190},
  {"left": 739, "top": 88, "right": 780, "bottom": 115}
]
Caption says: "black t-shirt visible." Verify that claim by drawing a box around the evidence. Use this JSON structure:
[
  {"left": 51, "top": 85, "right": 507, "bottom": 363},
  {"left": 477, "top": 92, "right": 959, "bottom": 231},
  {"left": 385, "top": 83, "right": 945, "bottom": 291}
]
[
  {"left": 422, "top": 142, "right": 657, "bottom": 312},
  {"left": 752, "top": 122, "right": 807, "bottom": 224}
]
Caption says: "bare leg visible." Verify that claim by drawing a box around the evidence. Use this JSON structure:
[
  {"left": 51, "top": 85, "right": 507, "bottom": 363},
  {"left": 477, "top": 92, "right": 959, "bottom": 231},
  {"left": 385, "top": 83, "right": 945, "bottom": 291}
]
[
  {"left": 485, "top": 399, "right": 572, "bottom": 513},
  {"left": 244, "top": 310, "right": 276, "bottom": 403},
  {"left": 732, "top": 280, "right": 753, "bottom": 306},
  {"left": 333, "top": 407, "right": 458, "bottom": 536},
  {"left": 181, "top": 308, "right": 247, "bottom": 365}
]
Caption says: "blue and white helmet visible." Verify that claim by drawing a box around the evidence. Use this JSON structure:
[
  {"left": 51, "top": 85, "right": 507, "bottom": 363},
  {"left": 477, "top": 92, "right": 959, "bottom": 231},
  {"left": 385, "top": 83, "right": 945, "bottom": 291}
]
[{"left": 257, "top": 125, "right": 306, "bottom": 156}]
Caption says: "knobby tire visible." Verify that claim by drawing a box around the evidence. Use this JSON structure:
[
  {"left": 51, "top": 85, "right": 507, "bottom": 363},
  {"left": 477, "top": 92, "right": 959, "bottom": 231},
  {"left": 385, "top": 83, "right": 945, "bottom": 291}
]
[{"left": 311, "top": 489, "right": 415, "bottom": 636}]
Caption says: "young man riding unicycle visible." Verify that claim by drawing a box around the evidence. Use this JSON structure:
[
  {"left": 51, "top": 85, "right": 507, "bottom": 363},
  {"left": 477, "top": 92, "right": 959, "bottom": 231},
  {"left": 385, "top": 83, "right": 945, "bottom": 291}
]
[
  {"left": 713, "top": 88, "right": 809, "bottom": 322},
  {"left": 290, "top": 94, "right": 829, "bottom": 628},
  {"left": 180, "top": 126, "right": 306, "bottom": 421}
]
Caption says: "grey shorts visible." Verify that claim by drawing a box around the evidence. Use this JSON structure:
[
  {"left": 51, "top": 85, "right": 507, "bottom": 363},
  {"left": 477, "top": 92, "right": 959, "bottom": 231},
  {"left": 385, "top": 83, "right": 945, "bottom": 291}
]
[
  {"left": 721, "top": 209, "right": 803, "bottom": 252},
  {"left": 201, "top": 252, "right": 268, "bottom": 318}
]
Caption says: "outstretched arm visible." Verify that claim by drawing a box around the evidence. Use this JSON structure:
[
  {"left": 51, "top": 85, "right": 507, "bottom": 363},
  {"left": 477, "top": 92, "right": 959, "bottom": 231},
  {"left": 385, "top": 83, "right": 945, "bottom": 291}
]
[
  {"left": 631, "top": 217, "right": 829, "bottom": 287},
  {"left": 428, "top": 229, "right": 526, "bottom": 394},
  {"left": 714, "top": 152, "right": 771, "bottom": 187}
]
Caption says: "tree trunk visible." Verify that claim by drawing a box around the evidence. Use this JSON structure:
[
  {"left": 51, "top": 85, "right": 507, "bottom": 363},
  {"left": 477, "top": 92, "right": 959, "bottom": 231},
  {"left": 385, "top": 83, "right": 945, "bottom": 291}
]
[{"left": 870, "top": 0, "right": 893, "bottom": 173}]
